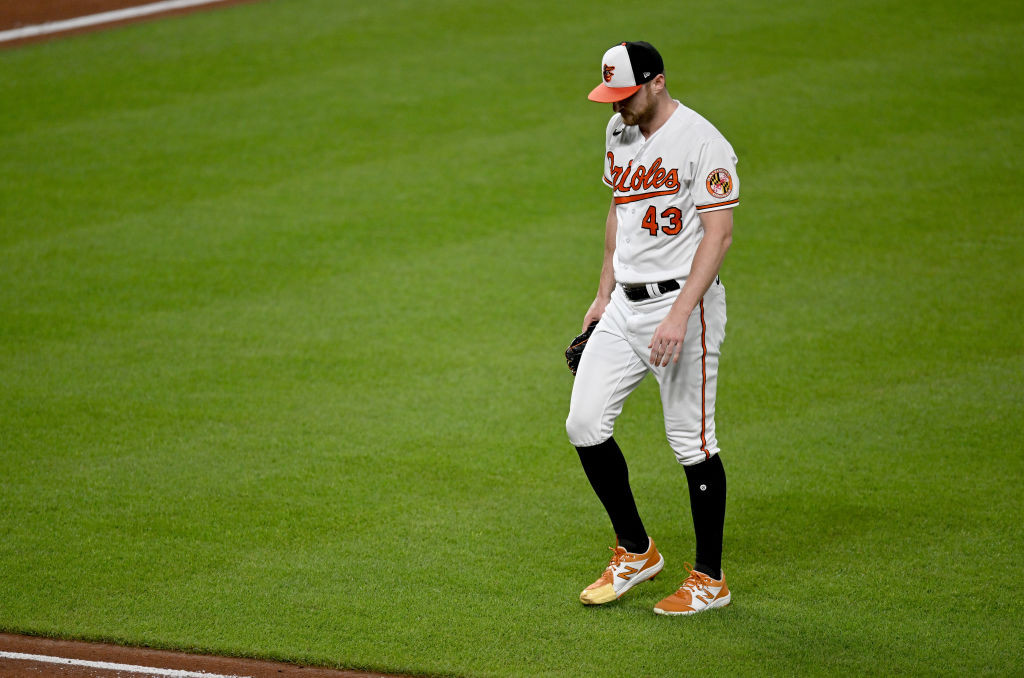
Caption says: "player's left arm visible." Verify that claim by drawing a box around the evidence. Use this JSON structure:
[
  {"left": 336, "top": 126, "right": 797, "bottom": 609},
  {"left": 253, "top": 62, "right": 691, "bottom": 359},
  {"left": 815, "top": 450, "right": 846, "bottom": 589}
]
[{"left": 648, "top": 208, "right": 733, "bottom": 367}]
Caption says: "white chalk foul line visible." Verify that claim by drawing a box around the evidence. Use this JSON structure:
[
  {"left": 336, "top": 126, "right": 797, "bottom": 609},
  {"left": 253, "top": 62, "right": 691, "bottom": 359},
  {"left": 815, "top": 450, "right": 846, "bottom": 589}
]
[
  {"left": 0, "top": 650, "right": 251, "bottom": 678},
  {"left": 0, "top": 0, "right": 236, "bottom": 44}
]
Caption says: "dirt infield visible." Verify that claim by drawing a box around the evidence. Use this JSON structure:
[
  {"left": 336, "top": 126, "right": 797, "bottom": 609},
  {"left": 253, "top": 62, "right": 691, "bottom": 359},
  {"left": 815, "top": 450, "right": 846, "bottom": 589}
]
[
  {"left": 0, "top": 633, "right": 412, "bottom": 678},
  {"left": 0, "top": 0, "right": 263, "bottom": 48}
]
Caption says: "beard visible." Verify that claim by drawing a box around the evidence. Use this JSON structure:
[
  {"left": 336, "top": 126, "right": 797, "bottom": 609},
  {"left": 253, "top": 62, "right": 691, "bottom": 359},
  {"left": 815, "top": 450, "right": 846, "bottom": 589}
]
[{"left": 618, "top": 91, "right": 657, "bottom": 127}]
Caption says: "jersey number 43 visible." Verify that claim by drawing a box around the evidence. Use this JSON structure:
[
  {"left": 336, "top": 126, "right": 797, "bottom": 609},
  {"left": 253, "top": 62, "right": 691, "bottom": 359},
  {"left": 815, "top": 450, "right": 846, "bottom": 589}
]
[{"left": 641, "top": 206, "right": 682, "bottom": 237}]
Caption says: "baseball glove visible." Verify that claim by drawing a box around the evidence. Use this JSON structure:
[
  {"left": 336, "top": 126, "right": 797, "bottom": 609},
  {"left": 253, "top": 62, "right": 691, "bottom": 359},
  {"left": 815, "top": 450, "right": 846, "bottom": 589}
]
[{"left": 565, "top": 320, "right": 599, "bottom": 376}]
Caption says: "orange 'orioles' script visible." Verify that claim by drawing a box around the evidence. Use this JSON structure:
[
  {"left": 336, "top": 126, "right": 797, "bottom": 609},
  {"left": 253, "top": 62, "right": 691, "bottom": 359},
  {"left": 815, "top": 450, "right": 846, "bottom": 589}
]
[{"left": 605, "top": 152, "right": 681, "bottom": 204}]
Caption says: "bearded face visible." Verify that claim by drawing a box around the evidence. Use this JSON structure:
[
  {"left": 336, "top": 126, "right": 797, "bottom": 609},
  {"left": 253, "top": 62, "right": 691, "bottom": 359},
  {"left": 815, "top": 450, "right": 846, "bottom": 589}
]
[{"left": 613, "top": 82, "right": 658, "bottom": 128}]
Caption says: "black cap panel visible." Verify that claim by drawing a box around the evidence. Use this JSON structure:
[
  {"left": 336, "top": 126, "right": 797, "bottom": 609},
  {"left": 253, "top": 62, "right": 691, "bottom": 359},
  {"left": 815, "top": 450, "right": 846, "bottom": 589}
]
[{"left": 624, "top": 41, "right": 664, "bottom": 85}]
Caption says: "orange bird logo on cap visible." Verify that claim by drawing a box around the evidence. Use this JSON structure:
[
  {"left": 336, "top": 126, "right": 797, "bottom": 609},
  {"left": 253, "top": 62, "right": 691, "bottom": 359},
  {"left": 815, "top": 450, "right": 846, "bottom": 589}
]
[{"left": 603, "top": 64, "right": 615, "bottom": 83}]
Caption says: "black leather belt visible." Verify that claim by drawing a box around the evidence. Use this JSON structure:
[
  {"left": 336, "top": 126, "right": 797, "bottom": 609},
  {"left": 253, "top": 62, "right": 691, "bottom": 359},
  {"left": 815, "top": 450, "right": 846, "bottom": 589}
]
[{"left": 621, "top": 279, "right": 680, "bottom": 302}]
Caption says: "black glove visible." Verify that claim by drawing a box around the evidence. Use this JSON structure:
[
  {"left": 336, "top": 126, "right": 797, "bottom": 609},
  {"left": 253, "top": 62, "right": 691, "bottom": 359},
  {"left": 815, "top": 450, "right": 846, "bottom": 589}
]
[{"left": 565, "top": 320, "right": 599, "bottom": 376}]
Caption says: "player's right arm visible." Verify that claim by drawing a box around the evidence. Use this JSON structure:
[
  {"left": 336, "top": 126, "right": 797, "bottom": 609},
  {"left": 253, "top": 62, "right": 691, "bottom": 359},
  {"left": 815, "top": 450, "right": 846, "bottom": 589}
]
[{"left": 582, "top": 198, "right": 618, "bottom": 331}]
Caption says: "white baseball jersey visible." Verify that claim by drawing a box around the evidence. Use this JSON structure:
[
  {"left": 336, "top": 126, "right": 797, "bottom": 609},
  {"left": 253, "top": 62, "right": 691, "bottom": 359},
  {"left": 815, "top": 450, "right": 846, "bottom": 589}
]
[
  {"left": 567, "top": 99, "right": 738, "bottom": 466},
  {"left": 602, "top": 101, "right": 739, "bottom": 284}
]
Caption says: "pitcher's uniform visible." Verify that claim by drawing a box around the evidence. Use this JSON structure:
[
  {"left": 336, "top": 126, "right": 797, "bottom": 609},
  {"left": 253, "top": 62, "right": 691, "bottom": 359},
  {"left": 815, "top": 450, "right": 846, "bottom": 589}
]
[{"left": 565, "top": 102, "right": 739, "bottom": 467}]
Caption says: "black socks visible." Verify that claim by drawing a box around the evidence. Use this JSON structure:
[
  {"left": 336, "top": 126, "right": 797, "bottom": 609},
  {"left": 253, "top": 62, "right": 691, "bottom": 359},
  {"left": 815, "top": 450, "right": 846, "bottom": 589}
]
[
  {"left": 575, "top": 437, "right": 649, "bottom": 554},
  {"left": 683, "top": 454, "right": 727, "bottom": 580},
  {"left": 575, "top": 439, "right": 726, "bottom": 575}
]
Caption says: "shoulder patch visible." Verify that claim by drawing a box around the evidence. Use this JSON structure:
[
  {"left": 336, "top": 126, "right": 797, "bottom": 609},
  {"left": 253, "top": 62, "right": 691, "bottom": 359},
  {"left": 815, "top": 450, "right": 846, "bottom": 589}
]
[{"left": 706, "top": 168, "right": 733, "bottom": 198}]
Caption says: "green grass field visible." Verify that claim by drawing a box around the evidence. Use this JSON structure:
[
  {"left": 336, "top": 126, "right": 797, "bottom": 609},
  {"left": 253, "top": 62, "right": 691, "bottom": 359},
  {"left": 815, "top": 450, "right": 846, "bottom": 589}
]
[{"left": 1, "top": 1, "right": 1021, "bottom": 675}]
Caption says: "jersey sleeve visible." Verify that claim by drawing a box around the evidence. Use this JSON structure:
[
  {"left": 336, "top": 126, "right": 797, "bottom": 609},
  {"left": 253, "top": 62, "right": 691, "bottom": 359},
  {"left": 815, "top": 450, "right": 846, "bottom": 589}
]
[{"left": 690, "top": 138, "right": 739, "bottom": 212}]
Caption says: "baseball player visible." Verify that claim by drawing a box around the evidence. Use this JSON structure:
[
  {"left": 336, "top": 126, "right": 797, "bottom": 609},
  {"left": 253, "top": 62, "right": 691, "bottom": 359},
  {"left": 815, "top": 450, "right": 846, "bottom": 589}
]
[{"left": 566, "top": 41, "right": 739, "bottom": 615}]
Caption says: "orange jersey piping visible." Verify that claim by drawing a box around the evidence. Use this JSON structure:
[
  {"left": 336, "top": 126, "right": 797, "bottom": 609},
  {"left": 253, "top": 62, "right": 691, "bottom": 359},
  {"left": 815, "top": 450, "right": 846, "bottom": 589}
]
[{"left": 695, "top": 198, "right": 739, "bottom": 212}]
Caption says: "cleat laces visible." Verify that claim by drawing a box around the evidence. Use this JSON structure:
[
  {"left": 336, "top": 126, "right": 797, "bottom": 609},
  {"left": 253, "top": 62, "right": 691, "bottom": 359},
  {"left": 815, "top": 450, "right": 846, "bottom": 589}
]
[
  {"left": 593, "top": 546, "right": 628, "bottom": 587},
  {"left": 676, "top": 563, "right": 714, "bottom": 602}
]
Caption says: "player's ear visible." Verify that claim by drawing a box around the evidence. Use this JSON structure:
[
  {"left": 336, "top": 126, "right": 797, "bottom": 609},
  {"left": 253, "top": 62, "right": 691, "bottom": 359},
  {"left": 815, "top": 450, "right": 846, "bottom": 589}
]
[{"left": 650, "top": 73, "right": 666, "bottom": 94}]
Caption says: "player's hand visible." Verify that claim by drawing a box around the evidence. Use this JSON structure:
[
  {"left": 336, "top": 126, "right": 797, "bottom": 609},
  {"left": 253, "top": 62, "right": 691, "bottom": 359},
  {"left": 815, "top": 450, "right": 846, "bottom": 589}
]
[
  {"left": 582, "top": 296, "right": 609, "bottom": 332},
  {"left": 649, "top": 311, "right": 688, "bottom": 367}
]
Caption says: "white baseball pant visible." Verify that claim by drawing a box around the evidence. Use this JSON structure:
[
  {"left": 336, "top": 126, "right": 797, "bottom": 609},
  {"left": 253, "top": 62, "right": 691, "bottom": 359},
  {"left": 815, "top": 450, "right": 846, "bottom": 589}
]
[{"left": 566, "top": 280, "right": 726, "bottom": 466}]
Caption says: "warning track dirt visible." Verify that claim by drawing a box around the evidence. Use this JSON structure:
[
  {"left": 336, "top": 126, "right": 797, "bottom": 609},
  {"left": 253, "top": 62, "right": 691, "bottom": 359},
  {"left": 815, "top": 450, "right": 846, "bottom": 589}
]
[
  {"left": 0, "top": 633, "right": 412, "bottom": 678},
  {"left": 0, "top": 0, "right": 262, "bottom": 48}
]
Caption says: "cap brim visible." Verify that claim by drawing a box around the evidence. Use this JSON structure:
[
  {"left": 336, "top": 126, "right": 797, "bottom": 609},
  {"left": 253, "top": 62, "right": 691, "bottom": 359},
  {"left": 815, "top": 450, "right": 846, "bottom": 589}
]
[{"left": 588, "top": 82, "right": 642, "bottom": 103}]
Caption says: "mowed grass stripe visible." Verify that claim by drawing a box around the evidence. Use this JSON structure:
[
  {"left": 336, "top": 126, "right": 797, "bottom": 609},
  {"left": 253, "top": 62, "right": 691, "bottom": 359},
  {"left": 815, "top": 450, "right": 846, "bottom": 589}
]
[{"left": 1, "top": 0, "right": 1022, "bottom": 676}]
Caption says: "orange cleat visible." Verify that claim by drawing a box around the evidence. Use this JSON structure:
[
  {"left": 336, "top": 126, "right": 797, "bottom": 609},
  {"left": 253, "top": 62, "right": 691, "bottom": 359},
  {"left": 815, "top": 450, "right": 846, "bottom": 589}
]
[
  {"left": 653, "top": 563, "right": 730, "bottom": 615},
  {"left": 580, "top": 538, "right": 664, "bottom": 605}
]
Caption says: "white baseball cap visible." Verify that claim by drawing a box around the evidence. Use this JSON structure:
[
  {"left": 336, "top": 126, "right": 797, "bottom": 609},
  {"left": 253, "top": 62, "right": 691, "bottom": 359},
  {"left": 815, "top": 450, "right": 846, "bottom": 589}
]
[{"left": 588, "top": 41, "right": 665, "bottom": 103}]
